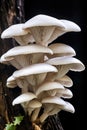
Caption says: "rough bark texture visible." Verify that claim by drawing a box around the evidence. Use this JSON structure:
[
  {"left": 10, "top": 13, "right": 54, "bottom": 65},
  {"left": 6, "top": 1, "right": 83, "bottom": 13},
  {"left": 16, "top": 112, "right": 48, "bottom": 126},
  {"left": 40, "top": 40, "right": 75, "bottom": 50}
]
[{"left": 0, "top": 0, "right": 64, "bottom": 130}]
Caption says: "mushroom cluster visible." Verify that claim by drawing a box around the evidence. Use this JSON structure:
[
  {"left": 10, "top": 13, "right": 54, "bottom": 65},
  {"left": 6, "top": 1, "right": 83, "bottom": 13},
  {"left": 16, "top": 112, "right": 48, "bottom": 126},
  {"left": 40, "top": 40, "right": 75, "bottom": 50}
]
[{"left": 0, "top": 14, "right": 85, "bottom": 123}]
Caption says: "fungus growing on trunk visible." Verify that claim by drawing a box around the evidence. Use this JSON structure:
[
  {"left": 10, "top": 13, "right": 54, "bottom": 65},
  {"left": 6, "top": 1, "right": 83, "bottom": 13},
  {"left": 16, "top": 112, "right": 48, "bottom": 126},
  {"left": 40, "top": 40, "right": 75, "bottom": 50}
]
[{"left": 0, "top": 14, "right": 85, "bottom": 125}]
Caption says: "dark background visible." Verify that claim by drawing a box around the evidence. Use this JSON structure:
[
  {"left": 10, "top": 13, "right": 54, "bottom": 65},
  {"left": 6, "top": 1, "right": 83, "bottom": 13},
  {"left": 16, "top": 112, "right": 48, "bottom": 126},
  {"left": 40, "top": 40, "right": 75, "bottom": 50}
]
[{"left": 24, "top": 0, "right": 86, "bottom": 130}]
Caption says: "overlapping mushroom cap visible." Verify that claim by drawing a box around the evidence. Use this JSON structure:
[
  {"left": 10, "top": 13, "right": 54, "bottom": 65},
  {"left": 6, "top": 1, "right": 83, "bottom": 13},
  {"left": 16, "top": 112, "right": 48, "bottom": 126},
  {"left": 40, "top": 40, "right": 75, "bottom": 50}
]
[
  {"left": 0, "top": 14, "right": 85, "bottom": 123},
  {"left": 1, "top": 14, "right": 81, "bottom": 46}
]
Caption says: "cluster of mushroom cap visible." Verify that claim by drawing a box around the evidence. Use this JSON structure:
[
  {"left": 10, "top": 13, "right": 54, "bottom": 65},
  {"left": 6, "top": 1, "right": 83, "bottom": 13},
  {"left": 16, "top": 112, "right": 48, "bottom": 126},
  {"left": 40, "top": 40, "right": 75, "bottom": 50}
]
[{"left": 0, "top": 14, "right": 85, "bottom": 123}]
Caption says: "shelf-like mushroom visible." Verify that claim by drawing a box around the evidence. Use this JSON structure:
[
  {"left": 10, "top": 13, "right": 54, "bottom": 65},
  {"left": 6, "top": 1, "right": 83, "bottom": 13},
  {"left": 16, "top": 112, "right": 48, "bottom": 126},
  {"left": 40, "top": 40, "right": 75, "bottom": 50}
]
[
  {"left": 48, "top": 43, "right": 76, "bottom": 58},
  {"left": 1, "top": 23, "right": 35, "bottom": 45},
  {"left": 0, "top": 44, "right": 53, "bottom": 69},
  {"left": 23, "top": 14, "right": 81, "bottom": 46}
]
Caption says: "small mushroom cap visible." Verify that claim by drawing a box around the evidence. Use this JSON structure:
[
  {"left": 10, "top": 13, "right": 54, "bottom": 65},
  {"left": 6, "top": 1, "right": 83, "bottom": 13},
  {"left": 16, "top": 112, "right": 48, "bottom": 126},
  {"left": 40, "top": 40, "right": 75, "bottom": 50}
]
[
  {"left": 6, "top": 76, "right": 16, "bottom": 88},
  {"left": 23, "top": 14, "right": 66, "bottom": 28},
  {"left": 56, "top": 88, "right": 73, "bottom": 99},
  {"left": 62, "top": 101, "right": 75, "bottom": 113},
  {"left": 42, "top": 96, "right": 66, "bottom": 106},
  {"left": 13, "top": 63, "right": 58, "bottom": 79},
  {"left": 56, "top": 75, "right": 73, "bottom": 87},
  {"left": 48, "top": 43, "right": 76, "bottom": 57},
  {"left": 46, "top": 56, "right": 85, "bottom": 72},
  {"left": 0, "top": 44, "right": 53, "bottom": 61},
  {"left": 28, "top": 99, "right": 42, "bottom": 108},
  {"left": 12, "top": 92, "right": 36, "bottom": 106},
  {"left": 1, "top": 24, "right": 28, "bottom": 39},
  {"left": 36, "top": 81, "right": 64, "bottom": 96},
  {"left": 60, "top": 19, "right": 81, "bottom": 32}
]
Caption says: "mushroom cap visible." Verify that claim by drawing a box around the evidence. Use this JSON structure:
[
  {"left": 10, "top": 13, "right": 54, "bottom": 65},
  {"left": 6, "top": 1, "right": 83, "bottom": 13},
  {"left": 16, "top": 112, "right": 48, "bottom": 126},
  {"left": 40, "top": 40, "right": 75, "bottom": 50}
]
[
  {"left": 0, "top": 44, "right": 53, "bottom": 61},
  {"left": 1, "top": 24, "right": 28, "bottom": 39},
  {"left": 42, "top": 96, "right": 66, "bottom": 106},
  {"left": 36, "top": 82, "right": 64, "bottom": 95},
  {"left": 56, "top": 88, "right": 73, "bottom": 99},
  {"left": 62, "top": 101, "right": 75, "bottom": 113},
  {"left": 13, "top": 63, "right": 58, "bottom": 79},
  {"left": 48, "top": 43, "right": 76, "bottom": 57},
  {"left": 56, "top": 75, "right": 73, "bottom": 87},
  {"left": 6, "top": 76, "right": 16, "bottom": 88},
  {"left": 12, "top": 92, "right": 36, "bottom": 106},
  {"left": 6, "top": 63, "right": 58, "bottom": 88},
  {"left": 28, "top": 99, "right": 42, "bottom": 108},
  {"left": 23, "top": 14, "right": 66, "bottom": 28},
  {"left": 46, "top": 56, "right": 85, "bottom": 72},
  {"left": 60, "top": 19, "right": 81, "bottom": 32},
  {"left": 36, "top": 81, "right": 64, "bottom": 96}
]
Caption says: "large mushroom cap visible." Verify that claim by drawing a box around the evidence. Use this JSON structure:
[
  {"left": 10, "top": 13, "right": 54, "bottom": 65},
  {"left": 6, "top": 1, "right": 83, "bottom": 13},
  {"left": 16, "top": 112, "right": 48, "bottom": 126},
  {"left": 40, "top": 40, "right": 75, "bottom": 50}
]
[
  {"left": 23, "top": 14, "right": 66, "bottom": 28},
  {"left": 13, "top": 63, "right": 58, "bottom": 79},
  {"left": 22, "top": 14, "right": 81, "bottom": 46},
  {"left": 0, "top": 44, "right": 53, "bottom": 61}
]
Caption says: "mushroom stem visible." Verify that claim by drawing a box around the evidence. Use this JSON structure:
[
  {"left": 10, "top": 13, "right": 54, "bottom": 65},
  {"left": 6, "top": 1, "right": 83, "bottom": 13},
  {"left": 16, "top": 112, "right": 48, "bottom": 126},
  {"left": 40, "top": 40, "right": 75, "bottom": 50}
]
[{"left": 31, "top": 108, "right": 41, "bottom": 122}]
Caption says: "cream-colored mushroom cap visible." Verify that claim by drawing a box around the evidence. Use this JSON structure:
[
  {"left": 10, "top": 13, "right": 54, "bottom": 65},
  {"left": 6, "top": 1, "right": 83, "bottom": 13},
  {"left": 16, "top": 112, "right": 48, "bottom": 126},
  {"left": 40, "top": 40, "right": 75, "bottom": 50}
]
[
  {"left": 23, "top": 14, "right": 66, "bottom": 28},
  {"left": 48, "top": 43, "right": 76, "bottom": 57},
  {"left": 46, "top": 56, "right": 85, "bottom": 72},
  {"left": 28, "top": 99, "right": 42, "bottom": 108},
  {"left": 1, "top": 24, "right": 35, "bottom": 45},
  {"left": 56, "top": 75, "right": 73, "bottom": 87},
  {"left": 42, "top": 96, "right": 66, "bottom": 106},
  {"left": 61, "top": 101, "right": 75, "bottom": 113},
  {"left": 12, "top": 92, "right": 36, "bottom": 106},
  {"left": 6, "top": 63, "right": 58, "bottom": 88},
  {"left": 56, "top": 88, "right": 73, "bottom": 99},
  {"left": 23, "top": 14, "right": 81, "bottom": 46},
  {"left": 6, "top": 76, "right": 16, "bottom": 88},
  {"left": 36, "top": 81, "right": 64, "bottom": 96},
  {"left": 1, "top": 24, "right": 28, "bottom": 39},
  {"left": 0, "top": 44, "right": 53, "bottom": 61},
  {"left": 13, "top": 63, "right": 58, "bottom": 79},
  {"left": 60, "top": 19, "right": 81, "bottom": 32}
]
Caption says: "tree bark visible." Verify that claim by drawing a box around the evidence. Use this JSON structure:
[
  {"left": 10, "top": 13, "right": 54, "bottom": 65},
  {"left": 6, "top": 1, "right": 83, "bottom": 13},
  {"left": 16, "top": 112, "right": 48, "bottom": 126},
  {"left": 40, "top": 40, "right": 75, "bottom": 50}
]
[{"left": 0, "top": 0, "right": 64, "bottom": 130}]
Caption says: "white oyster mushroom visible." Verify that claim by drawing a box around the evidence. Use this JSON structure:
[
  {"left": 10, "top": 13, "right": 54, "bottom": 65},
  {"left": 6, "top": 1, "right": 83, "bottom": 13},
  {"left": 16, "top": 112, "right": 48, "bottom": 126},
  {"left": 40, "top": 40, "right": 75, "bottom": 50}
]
[
  {"left": 61, "top": 101, "right": 75, "bottom": 113},
  {"left": 48, "top": 43, "right": 76, "bottom": 57},
  {"left": 56, "top": 75, "right": 73, "bottom": 87},
  {"left": 40, "top": 96, "right": 75, "bottom": 122},
  {"left": 12, "top": 92, "right": 36, "bottom": 106},
  {"left": 46, "top": 56, "right": 85, "bottom": 71},
  {"left": 46, "top": 57, "right": 85, "bottom": 82},
  {"left": 6, "top": 63, "right": 58, "bottom": 90},
  {"left": 46, "top": 74, "right": 73, "bottom": 87},
  {"left": 0, "top": 44, "right": 53, "bottom": 69},
  {"left": 40, "top": 97, "right": 66, "bottom": 123},
  {"left": 0, "top": 14, "right": 85, "bottom": 124},
  {"left": 39, "top": 104, "right": 60, "bottom": 123},
  {"left": 36, "top": 81, "right": 64, "bottom": 97},
  {"left": 12, "top": 63, "right": 57, "bottom": 79},
  {"left": 23, "top": 14, "right": 81, "bottom": 46},
  {"left": 46, "top": 56, "right": 85, "bottom": 79},
  {"left": 1, "top": 24, "right": 35, "bottom": 45},
  {"left": 60, "top": 19, "right": 81, "bottom": 32},
  {"left": 56, "top": 88, "right": 73, "bottom": 99}
]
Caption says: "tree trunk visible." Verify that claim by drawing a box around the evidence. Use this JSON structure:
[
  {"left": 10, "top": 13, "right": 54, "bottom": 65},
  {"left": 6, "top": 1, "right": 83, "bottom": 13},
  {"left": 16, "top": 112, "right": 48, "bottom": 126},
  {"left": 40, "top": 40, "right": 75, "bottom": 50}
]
[{"left": 0, "top": 0, "right": 64, "bottom": 130}]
